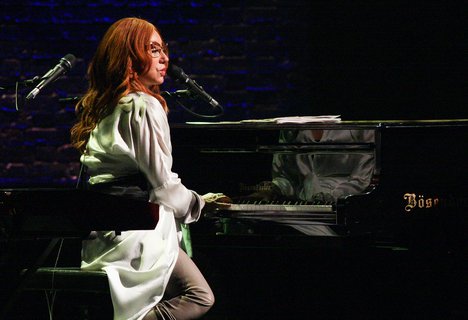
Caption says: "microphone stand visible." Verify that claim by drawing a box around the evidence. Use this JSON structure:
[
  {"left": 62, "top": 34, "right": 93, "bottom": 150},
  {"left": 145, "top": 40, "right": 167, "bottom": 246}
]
[
  {"left": 0, "top": 76, "right": 41, "bottom": 110},
  {"left": 0, "top": 76, "right": 41, "bottom": 90},
  {"left": 58, "top": 96, "right": 80, "bottom": 103}
]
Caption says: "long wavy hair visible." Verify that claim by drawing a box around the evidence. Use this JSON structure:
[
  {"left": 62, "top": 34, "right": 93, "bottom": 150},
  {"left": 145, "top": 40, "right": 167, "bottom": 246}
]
[{"left": 70, "top": 17, "right": 168, "bottom": 153}]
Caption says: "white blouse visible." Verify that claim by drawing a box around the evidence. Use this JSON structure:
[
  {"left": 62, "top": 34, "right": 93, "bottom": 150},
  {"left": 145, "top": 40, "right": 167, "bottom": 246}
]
[{"left": 80, "top": 92, "right": 204, "bottom": 320}]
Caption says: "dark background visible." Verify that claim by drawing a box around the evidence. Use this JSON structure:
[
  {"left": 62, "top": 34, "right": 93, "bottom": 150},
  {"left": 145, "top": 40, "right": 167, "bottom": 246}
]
[
  {"left": 0, "top": 0, "right": 467, "bottom": 187},
  {"left": 0, "top": 1, "right": 467, "bottom": 319}
]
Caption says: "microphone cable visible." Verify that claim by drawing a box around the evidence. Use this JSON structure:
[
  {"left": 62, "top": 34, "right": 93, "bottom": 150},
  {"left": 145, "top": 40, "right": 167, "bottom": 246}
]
[{"left": 162, "top": 90, "right": 224, "bottom": 118}]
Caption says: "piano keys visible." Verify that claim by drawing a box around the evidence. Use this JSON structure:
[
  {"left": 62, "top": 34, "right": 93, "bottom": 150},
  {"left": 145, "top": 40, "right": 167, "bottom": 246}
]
[{"left": 225, "top": 202, "right": 334, "bottom": 213}]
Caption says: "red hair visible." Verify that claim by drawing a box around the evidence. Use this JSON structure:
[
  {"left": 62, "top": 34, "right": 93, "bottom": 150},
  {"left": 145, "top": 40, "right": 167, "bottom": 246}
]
[{"left": 71, "top": 17, "right": 168, "bottom": 153}]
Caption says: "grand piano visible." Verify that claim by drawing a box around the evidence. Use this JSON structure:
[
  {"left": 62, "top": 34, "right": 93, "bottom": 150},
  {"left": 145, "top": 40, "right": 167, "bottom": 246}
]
[
  {"left": 169, "top": 119, "right": 468, "bottom": 250},
  {"left": 167, "top": 119, "right": 468, "bottom": 318},
  {"left": 171, "top": 119, "right": 468, "bottom": 319}
]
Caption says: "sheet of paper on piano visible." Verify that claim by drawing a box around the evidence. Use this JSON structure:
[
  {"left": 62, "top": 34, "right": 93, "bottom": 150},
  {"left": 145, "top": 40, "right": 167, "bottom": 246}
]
[
  {"left": 243, "top": 115, "right": 341, "bottom": 124},
  {"left": 186, "top": 115, "right": 341, "bottom": 125}
]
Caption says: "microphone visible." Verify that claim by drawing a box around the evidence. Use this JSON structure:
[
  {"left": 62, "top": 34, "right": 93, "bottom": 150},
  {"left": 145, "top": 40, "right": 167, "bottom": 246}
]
[
  {"left": 26, "top": 54, "right": 76, "bottom": 100},
  {"left": 167, "top": 64, "right": 221, "bottom": 109}
]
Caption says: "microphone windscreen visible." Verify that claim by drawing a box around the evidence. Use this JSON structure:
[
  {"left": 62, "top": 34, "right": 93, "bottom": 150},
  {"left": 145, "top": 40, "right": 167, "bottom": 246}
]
[
  {"left": 167, "top": 64, "right": 185, "bottom": 79},
  {"left": 62, "top": 54, "right": 77, "bottom": 70}
]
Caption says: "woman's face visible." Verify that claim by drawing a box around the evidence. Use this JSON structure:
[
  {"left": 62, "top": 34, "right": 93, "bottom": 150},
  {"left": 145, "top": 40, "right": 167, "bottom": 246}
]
[{"left": 139, "top": 30, "right": 168, "bottom": 88}]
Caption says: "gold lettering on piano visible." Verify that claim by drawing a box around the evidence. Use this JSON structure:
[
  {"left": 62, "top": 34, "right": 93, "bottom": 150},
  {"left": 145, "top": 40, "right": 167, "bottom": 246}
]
[
  {"left": 239, "top": 182, "right": 273, "bottom": 192},
  {"left": 403, "top": 193, "right": 439, "bottom": 212},
  {"left": 404, "top": 193, "right": 467, "bottom": 213}
]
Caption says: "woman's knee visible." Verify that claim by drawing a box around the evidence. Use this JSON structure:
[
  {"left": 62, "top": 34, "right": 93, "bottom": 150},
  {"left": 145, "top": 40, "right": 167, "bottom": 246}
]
[
  {"left": 203, "top": 286, "right": 215, "bottom": 309},
  {"left": 187, "top": 283, "right": 215, "bottom": 308}
]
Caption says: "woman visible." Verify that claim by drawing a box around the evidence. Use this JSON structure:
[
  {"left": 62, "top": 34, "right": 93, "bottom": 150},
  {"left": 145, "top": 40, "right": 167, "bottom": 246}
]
[{"left": 70, "top": 17, "right": 227, "bottom": 320}]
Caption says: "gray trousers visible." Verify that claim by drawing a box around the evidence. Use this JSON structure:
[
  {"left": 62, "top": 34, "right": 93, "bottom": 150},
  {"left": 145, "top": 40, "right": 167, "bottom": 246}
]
[{"left": 144, "top": 248, "right": 215, "bottom": 320}]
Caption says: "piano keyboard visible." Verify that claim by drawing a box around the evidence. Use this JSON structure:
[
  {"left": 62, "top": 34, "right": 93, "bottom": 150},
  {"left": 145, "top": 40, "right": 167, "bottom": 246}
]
[
  {"left": 226, "top": 202, "right": 334, "bottom": 213},
  {"left": 214, "top": 200, "right": 337, "bottom": 224}
]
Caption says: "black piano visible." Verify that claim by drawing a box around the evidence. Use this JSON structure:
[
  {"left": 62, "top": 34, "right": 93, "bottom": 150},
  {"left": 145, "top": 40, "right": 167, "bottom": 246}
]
[
  {"left": 170, "top": 119, "right": 467, "bottom": 248},
  {"left": 169, "top": 119, "right": 468, "bottom": 319}
]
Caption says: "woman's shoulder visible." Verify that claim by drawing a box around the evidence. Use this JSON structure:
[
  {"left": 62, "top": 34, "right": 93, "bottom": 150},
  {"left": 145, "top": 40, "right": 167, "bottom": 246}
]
[
  {"left": 117, "top": 92, "right": 164, "bottom": 114},
  {"left": 118, "top": 92, "right": 160, "bottom": 107},
  {"left": 115, "top": 92, "right": 167, "bottom": 127}
]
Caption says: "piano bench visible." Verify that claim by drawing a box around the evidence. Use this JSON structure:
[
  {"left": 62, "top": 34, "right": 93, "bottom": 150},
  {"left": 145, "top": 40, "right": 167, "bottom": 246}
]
[
  {"left": 17, "top": 267, "right": 113, "bottom": 318},
  {"left": 23, "top": 267, "right": 109, "bottom": 293}
]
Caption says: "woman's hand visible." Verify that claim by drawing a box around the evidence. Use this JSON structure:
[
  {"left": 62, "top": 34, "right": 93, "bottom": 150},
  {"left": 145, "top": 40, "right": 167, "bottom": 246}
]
[{"left": 202, "top": 192, "right": 232, "bottom": 216}]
